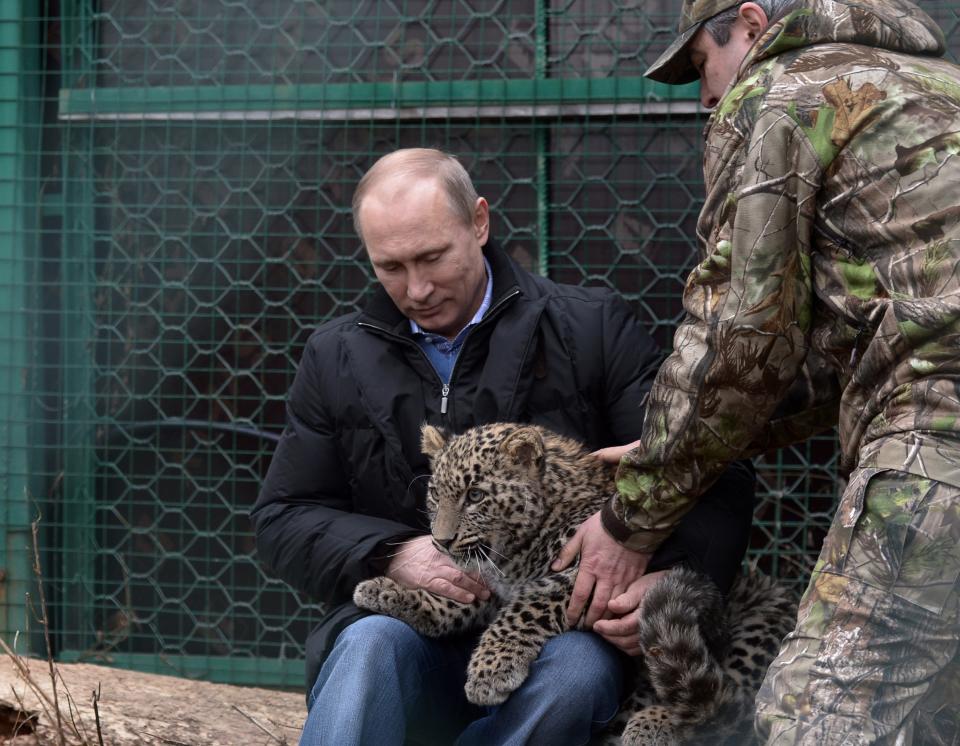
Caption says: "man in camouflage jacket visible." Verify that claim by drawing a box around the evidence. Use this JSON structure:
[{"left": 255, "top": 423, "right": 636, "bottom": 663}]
[{"left": 560, "top": 0, "right": 960, "bottom": 742}]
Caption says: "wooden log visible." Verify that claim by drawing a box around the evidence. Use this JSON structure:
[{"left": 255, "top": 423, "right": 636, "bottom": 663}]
[{"left": 0, "top": 656, "right": 304, "bottom": 745}]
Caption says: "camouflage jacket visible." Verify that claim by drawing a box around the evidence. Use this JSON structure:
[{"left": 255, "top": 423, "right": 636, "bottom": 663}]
[{"left": 605, "top": 0, "right": 960, "bottom": 551}]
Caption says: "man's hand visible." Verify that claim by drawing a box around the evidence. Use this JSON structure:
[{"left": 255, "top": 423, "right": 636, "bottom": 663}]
[
  {"left": 590, "top": 439, "right": 640, "bottom": 464},
  {"left": 386, "top": 535, "right": 491, "bottom": 604},
  {"left": 552, "top": 511, "right": 652, "bottom": 628},
  {"left": 592, "top": 570, "right": 670, "bottom": 655}
]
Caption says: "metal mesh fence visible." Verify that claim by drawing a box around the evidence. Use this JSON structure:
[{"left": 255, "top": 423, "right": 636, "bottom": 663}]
[{"left": 1, "top": 0, "right": 958, "bottom": 688}]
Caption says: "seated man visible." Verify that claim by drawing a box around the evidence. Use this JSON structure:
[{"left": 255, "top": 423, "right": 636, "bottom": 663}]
[{"left": 250, "top": 148, "right": 756, "bottom": 745}]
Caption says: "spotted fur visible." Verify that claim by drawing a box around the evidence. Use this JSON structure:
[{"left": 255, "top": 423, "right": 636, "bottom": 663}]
[{"left": 353, "top": 423, "right": 797, "bottom": 744}]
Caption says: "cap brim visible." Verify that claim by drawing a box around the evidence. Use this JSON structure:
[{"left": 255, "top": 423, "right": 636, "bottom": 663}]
[{"left": 643, "top": 23, "right": 702, "bottom": 85}]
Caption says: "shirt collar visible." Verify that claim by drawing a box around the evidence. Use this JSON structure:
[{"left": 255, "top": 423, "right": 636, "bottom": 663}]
[{"left": 409, "top": 257, "right": 493, "bottom": 339}]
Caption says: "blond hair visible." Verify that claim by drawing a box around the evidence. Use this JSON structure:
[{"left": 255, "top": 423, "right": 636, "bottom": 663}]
[{"left": 352, "top": 149, "right": 479, "bottom": 243}]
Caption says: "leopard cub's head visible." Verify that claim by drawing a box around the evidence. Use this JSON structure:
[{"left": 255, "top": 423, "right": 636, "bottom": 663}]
[{"left": 421, "top": 422, "right": 549, "bottom": 574}]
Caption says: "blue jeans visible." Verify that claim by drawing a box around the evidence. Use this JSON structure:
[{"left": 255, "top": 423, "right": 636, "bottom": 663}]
[{"left": 299, "top": 615, "right": 625, "bottom": 746}]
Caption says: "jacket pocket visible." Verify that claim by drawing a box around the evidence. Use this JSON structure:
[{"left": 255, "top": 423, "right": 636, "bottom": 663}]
[{"left": 836, "top": 468, "right": 960, "bottom": 616}]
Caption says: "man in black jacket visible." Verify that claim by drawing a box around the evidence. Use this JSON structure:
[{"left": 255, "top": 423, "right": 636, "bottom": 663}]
[{"left": 251, "top": 148, "right": 756, "bottom": 745}]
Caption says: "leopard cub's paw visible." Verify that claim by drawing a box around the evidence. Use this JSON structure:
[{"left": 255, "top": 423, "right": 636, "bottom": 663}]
[
  {"left": 353, "top": 576, "right": 403, "bottom": 614},
  {"left": 464, "top": 654, "right": 529, "bottom": 707},
  {"left": 620, "top": 705, "right": 684, "bottom": 746},
  {"left": 465, "top": 666, "right": 513, "bottom": 707}
]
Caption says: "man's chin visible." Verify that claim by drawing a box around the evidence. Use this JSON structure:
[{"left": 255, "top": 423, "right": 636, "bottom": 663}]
[{"left": 412, "top": 312, "right": 454, "bottom": 337}]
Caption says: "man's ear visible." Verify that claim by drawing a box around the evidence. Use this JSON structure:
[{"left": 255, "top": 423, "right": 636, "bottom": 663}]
[
  {"left": 473, "top": 197, "right": 490, "bottom": 245},
  {"left": 421, "top": 423, "right": 450, "bottom": 458},
  {"left": 738, "top": 2, "right": 769, "bottom": 39}
]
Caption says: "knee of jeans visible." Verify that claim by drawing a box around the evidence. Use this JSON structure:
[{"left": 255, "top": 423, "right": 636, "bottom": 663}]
[
  {"left": 309, "top": 615, "right": 427, "bottom": 706},
  {"left": 537, "top": 632, "right": 625, "bottom": 699},
  {"left": 336, "top": 614, "right": 425, "bottom": 656}
]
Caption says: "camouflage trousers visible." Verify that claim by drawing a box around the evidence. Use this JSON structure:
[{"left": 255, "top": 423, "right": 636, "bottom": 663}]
[{"left": 756, "top": 459, "right": 960, "bottom": 745}]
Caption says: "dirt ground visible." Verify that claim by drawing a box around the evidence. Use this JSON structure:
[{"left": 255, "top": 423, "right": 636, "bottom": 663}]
[{"left": 0, "top": 656, "right": 305, "bottom": 745}]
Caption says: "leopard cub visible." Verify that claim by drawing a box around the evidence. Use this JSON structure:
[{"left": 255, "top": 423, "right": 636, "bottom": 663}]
[{"left": 353, "top": 422, "right": 796, "bottom": 744}]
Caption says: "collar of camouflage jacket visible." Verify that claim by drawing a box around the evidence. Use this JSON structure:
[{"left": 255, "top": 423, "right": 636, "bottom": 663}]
[{"left": 738, "top": 0, "right": 945, "bottom": 83}]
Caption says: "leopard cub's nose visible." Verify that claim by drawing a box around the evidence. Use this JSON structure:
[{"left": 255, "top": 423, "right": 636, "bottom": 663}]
[{"left": 432, "top": 536, "right": 454, "bottom": 552}]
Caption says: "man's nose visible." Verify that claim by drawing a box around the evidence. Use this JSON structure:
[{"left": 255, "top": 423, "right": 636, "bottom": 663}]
[
  {"left": 407, "top": 271, "right": 433, "bottom": 302},
  {"left": 701, "top": 88, "right": 719, "bottom": 109}
]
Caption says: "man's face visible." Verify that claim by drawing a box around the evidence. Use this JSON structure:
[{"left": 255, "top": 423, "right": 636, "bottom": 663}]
[
  {"left": 689, "top": 16, "right": 759, "bottom": 109},
  {"left": 358, "top": 177, "right": 489, "bottom": 339}
]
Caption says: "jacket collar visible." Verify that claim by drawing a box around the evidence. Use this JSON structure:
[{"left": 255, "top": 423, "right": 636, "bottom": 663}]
[
  {"left": 730, "top": 0, "right": 944, "bottom": 97},
  {"left": 357, "top": 239, "right": 523, "bottom": 333},
  {"left": 703, "top": 0, "right": 945, "bottom": 130}
]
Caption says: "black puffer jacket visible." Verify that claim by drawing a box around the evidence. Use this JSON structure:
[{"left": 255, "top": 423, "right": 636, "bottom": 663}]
[{"left": 251, "top": 242, "right": 756, "bottom": 691}]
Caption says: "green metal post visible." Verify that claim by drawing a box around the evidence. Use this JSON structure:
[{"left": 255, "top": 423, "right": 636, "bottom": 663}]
[
  {"left": 59, "top": 0, "right": 97, "bottom": 648},
  {"left": 57, "top": 0, "right": 97, "bottom": 654},
  {"left": 0, "top": 0, "right": 40, "bottom": 644}
]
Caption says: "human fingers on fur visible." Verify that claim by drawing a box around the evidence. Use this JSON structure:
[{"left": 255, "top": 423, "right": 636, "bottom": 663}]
[
  {"left": 594, "top": 609, "right": 643, "bottom": 654},
  {"left": 385, "top": 536, "right": 483, "bottom": 599},
  {"left": 568, "top": 513, "right": 650, "bottom": 622},
  {"left": 594, "top": 621, "right": 641, "bottom": 655},
  {"left": 592, "top": 613, "right": 637, "bottom": 639},
  {"left": 566, "top": 568, "right": 596, "bottom": 627},
  {"left": 418, "top": 551, "right": 490, "bottom": 601},
  {"left": 606, "top": 585, "right": 643, "bottom": 615},
  {"left": 589, "top": 439, "right": 640, "bottom": 463},
  {"left": 423, "top": 575, "right": 481, "bottom": 604},
  {"left": 607, "top": 571, "right": 669, "bottom": 615},
  {"left": 583, "top": 581, "right": 613, "bottom": 629},
  {"left": 563, "top": 512, "right": 613, "bottom": 624},
  {"left": 442, "top": 566, "right": 490, "bottom": 600},
  {"left": 606, "top": 638, "right": 642, "bottom": 656}
]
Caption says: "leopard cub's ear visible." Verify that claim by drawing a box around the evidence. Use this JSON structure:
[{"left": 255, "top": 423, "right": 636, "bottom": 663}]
[
  {"left": 500, "top": 426, "right": 545, "bottom": 474},
  {"left": 421, "top": 423, "right": 451, "bottom": 458}
]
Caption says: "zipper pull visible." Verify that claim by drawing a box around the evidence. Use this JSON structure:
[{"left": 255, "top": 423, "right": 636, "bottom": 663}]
[{"left": 440, "top": 383, "right": 450, "bottom": 415}]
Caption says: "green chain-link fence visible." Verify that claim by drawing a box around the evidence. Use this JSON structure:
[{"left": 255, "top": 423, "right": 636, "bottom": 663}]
[{"left": 1, "top": 0, "right": 958, "bottom": 688}]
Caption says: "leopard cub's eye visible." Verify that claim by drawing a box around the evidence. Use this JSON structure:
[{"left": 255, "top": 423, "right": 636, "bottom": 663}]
[{"left": 465, "top": 487, "right": 485, "bottom": 503}]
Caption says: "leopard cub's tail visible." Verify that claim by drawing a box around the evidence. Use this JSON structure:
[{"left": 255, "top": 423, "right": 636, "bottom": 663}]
[
  {"left": 620, "top": 568, "right": 797, "bottom": 745},
  {"left": 637, "top": 568, "right": 729, "bottom": 723}
]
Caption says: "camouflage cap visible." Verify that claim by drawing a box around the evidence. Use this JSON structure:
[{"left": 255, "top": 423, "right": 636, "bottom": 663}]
[{"left": 644, "top": 0, "right": 743, "bottom": 84}]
